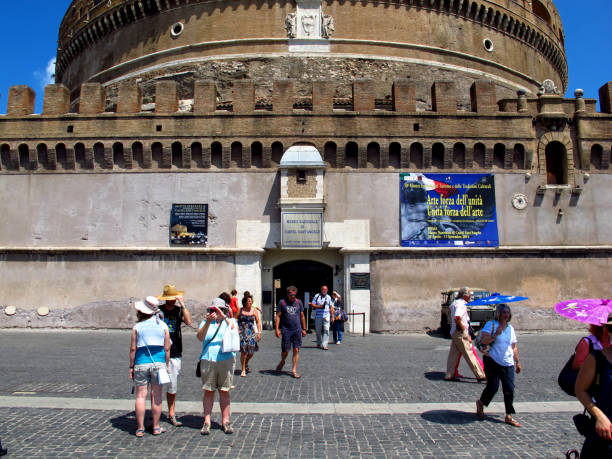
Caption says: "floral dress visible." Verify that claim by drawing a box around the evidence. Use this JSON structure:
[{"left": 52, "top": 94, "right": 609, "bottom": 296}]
[{"left": 237, "top": 309, "right": 259, "bottom": 354}]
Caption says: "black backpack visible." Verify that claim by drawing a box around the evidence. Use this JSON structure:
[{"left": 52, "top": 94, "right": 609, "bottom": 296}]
[{"left": 558, "top": 337, "right": 593, "bottom": 397}]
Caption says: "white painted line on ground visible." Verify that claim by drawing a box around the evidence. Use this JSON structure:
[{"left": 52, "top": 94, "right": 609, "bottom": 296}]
[{"left": 0, "top": 396, "right": 582, "bottom": 415}]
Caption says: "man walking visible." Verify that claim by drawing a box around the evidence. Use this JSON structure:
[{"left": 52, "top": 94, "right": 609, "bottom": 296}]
[
  {"left": 445, "top": 287, "right": 486, "bottom": 381},
  {"left": 156, "top": 284, "right": 192, "bottom": 426},
  {"left": 310, "top": 285, "right": 334, "bottom": 350},
  {"left": 275, "top": 286, "right": 307, "bottom": 379}
]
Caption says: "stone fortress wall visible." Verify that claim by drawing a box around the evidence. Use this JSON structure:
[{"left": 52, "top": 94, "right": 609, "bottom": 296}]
[{"left": 55, "top": 0, "right": 567, "bottom": 110}]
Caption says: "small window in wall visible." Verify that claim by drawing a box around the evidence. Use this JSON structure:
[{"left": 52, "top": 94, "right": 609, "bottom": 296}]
[
  {"left": 345, "top": 142, "right": 358, "bottom": 169},
  {"left": 271, "top": 142, "right": 284, "bottom": 167},
  {"left": 211, "top": 142, "right": 223, "bottom": 169},
  {"left": 251, "top": 142, "right": 263, "bottom": 168},
  {"left": 545, "top": 141, "right": 567, "bottom": 185},
  {"left": 431, "top": 143, "right": 445, "bottom": 169},
  {"left": 297, "top": 170, "right": 307, "bottom": 182},
  {"left": 591, "top": 144, "right": 604, "bottom": 170},
  {"left": 532, "top": 0, "right": 552, "bottom": 25},
  {"left": 453, "top": 143, "right": 465, "bottom": 169},
  {"left": 493, "top": 144, "right": 505, "bottom": 169},
  {"left": 388, "top": 143, "right": 401, "bottom": 169},
  {"left": 513, "top": 144, "right": 525, "bottom": 170},
  {"left": 410, "top": 143, "right": 423, "bottom": 169},
  {"left": 324, "top": 142, "right": 337, "bottom": 168}
]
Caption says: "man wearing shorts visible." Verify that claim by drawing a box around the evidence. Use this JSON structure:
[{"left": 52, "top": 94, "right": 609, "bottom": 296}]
[
  {"left": 157, "top": 284, "right": 192, "bottom": 427},
  {"left": 275, "top": 286, "right": 307, "bottom": 379}
]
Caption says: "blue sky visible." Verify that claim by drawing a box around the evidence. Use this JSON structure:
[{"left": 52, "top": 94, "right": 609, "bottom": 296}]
[{"left": 0, "top": 0, "right": 610, "bottom": 113}]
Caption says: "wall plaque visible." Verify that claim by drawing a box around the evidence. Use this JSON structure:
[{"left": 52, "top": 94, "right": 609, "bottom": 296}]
[
  {"left": 350, "top": 273, "right": 370, "bottom": 290},
  {"left": 169, "top": 204, "right": 208, "bottom": 245},
  {"left": 281, "top": 211, "right": 323, "bottom": 249}
]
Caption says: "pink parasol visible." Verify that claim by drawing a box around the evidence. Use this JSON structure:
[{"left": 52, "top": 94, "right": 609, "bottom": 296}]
[{"left": 554, "top": 298, "right": 612, "bottom": 325}]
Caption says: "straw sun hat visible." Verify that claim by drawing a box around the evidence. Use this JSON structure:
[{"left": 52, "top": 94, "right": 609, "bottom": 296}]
[{"left": 156, "top": 284, "right": 184, "bottom": 301}]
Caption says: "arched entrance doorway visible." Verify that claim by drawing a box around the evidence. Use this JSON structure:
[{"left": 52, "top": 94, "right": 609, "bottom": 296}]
[{"left": 273, "top": 260, "right": 333, "bottom": 330}]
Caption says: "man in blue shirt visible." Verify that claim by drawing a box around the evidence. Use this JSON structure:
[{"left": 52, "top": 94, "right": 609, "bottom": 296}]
[
  {"left": 275, "top": 286, "right": 307, "bottom": 379},
  {"left": 310, "top": 285, "right": 335, "bottom": 350}
]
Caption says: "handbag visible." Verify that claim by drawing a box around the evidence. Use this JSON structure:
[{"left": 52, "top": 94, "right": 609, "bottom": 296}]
[
  {"left": 475, "top": 321, "right": 496, "bottom": 355},
  {"left": 341, "top": 311, "right": 349, "bottom": 322},
  {"left": 196, "top": 321, "right": 222, "bottom": 377},
  {"left": 558, "top": 337, "right": 593, "bottom": 397},
  {"left": 222, "top": 320, "right": 241, "bottom": 353}
]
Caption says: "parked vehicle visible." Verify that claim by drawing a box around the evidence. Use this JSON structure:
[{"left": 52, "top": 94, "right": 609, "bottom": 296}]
[{"left": 440, "top": 288, "right": 493, "bottom": 337}]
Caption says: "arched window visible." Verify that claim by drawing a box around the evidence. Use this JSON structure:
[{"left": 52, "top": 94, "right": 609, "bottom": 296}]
[
  {"left": 113, "top": 142, "right": 125, "bottom": 169},
  {"left": 473, "top": 143, "right": 486, "bottom": 168},
  {"left": 191, "top": 142, "right": 203, "bottom": 168},
  {"left": 271, "top": 142, "right": 284, "bottom": 167},
  {"left": 432, "top": 143, "right": 445, "bottom": 169},
  {"left": 172, "top": 142, "right": 183, "bottom": 168},
  {"left": 55, "top": 143, "right": 68, "bottom": 170},
  {"left": 151, "top": 142, "right": 163, "bottom": 168},
  {"left": 75, "top": 143, "right": 87, "bottom": 169},
  {"left": 251, "top": 142, "right": 263, "bottom": 168},
  {"left": 345, "top": 142, "right": 358, "bottom": 169},
  {"left": 545, "top": 141, "right": 567, "bottom": 184},
  {"left": 410, "top": 143, "right": 423, "bottom": 169},
  {"left": 453, "top": 143, "right": 465, "bottom": 169},
  {"left": 324, "top": 142, "right": 337, "bottom": 168},
  {"left": 389, "top": 142, "right": 401, "bottom": 169},
  {"left": 94, "top": 142, "right": 106, "bottom": 168},
  {"left": 230, "top": 142, "right": 242, "bottom": 168},
  {"left": 493, "top": 143, "right": 506, "bottom": 169},
  {"left": 211, "top": 142, "right": 223, "bottom": 169},
  {"left": 132, "top": 142, "right": 144, "bottom": 168},
  {"left": 591, "top": 144, "right": 604, "bottom": 170},
  {"left": 37, "top": 144, "right": 49, "bottom": 170},
  {"left": 18, "top": 144, "right": 31, "bottom": 170},
  {"left": 367, "top": 142, "right": 380, "bottom": 169},
  {"left": 513, "top": 144, "right": 525, "bottom": 169}
]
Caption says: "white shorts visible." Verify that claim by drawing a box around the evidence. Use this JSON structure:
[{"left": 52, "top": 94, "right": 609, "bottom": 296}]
[{"left": 165, "top": 357, "right": 181, "bottom": 394}]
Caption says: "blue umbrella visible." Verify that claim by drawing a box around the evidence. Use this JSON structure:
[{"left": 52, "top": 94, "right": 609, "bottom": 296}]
[{"left": 467, "top": 292, "right": 529, "bottom": 306}]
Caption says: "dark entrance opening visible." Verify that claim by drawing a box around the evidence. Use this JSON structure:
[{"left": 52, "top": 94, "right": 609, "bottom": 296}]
[{"left": 273, "top": 260, "right": 333, "bottom": 330}]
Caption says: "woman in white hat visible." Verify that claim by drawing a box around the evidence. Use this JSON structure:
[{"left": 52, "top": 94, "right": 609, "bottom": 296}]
[
  {"left": 129, "top": 298, "right": 170, "bottom": 437},
  {"left": 196, "top": 298, "right": 238, "bottom": 435}
]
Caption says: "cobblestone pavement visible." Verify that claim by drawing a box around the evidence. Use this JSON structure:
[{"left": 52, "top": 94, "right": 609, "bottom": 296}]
[{"left": 0, "top": 329, "right": 588, "bottom": 457}]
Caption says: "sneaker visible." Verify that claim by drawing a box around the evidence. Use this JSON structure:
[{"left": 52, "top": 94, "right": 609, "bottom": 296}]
[
  {"left": 222, "top": 422, "right": 234, "bottom": 434},
  {"left": 168, "top": 415, "right": 183, "bottom": 427}
]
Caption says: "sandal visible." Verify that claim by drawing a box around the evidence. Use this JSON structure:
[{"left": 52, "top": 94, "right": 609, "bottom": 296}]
[
  {"left": 222, "top": 422, "right": 234, "bottom": 435},
  {"left": 168, "top": 415, "right": 182, "bottom": 427},
  {"left": 135, "top": 428, "right": 145, "bottom": 437},
  {"left": 152, "top": 426, "right": 165, "bottom": 435},
  {"left": 505, "top": 416, "right": 521, "bottom": 427},
  {"left": 476, "top": 400, "right": 485, "bottom": 420},
  {"left": 200, "top": 423, "right": 210, "bottom": 435},
  {"left": 275, "top": 360, "right": 285, "bottom": 372},
  {"left": 292, "top": 372, "right": 301, "bottom": 379},
  {"left": 246, "top": 365, "right": 251, "bottom": 374},
  {"left": 240, "top": 371, "right": 247, "bottom": 377}
]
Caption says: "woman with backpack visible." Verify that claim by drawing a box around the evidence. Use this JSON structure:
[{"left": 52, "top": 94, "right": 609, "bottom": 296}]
[{"left": 575, "top": 313, "right": 612, "bottom": 457}]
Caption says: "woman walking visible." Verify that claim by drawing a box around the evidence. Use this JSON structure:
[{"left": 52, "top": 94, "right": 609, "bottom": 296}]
[
  {"left": 331, "top": 291, "right": 345, "bottom": 345},
  {"left": 129, "top": 299, "right": 170, "bottom": 437},
  {"left": 238, "top": 293, "right": 262, "bottom": 377},
  {"left": 197, "top": 298, "right": 237, "bottom": 435},
  {"left": 475, "top": 303, "right": 522, "bottom": 427}
]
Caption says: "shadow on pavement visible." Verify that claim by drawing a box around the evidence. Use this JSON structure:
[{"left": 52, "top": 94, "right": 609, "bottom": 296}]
[
  {"left": 423, "top": 371, "right": 483, "bottom": 384},
  {"left": 426, "top": 329, "right": 450, "bottom": 340},
  {"left": 421, "top": 410, "right": 479, "bottom": 425},
  {"left": 109, "top": 411, "right": 137, "bottom": 434}
]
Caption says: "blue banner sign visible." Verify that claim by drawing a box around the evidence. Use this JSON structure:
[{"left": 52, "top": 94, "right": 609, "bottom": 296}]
[{"left": 400, "top": 173, "right": 498, "bottom": 247}]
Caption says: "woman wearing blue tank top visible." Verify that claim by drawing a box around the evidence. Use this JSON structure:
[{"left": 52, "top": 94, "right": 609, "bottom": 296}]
[{"left": 129, "top": 299, "right": 170, "bottom": 437}]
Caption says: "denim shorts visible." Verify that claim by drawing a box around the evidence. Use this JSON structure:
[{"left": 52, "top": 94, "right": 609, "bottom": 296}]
[{"left": 281, "top": 329, "right": 302, "bottom": 352}]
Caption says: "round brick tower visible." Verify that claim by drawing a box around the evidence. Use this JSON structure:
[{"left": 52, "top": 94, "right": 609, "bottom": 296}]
[{"left": 57, "top": 0, "right": 566, "bottom": 108}]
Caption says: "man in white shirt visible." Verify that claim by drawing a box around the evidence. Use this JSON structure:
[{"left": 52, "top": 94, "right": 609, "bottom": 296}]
[
  {"left": 444, "top": 287, "right": 486, "bottom": 381},
  {"left": 309, "top": 285, "right": 335, "bottom": 350}
]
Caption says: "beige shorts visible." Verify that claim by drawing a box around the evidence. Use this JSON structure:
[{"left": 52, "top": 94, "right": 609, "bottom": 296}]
[
  {"left": 133, "top": 362, "right": 165, "bottom": 387},
  {"left": 200, "top": 357, "right": 235, "bottom": 392}
]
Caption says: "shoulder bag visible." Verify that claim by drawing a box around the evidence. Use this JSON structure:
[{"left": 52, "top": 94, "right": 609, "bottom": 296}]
[
  {"left": 196, "top": 322, "right": 222, "bottom": 377},
  {"left": 558, "top": 337, "right": 594, "bottom": 397},
  {"left": 142, "top": 336, "right": 170, "bottom": 385},
  {"left": 475, "top": 321, "right": 496, "bottom": 355}
]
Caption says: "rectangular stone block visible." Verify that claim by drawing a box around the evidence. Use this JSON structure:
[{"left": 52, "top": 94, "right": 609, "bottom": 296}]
[
  {"left": 194, "top": 80, "right": 217, "bottom": 114},
  {"left": 431, "top": 82, "right": 457, "bottom": 113},
  {"left": 42, "top": 84, "right": 70, "bottom": 116},
  {"left": 599, "top": 82, "right": 612, "bottom": 114},
  {"left": 232, "top": 80, "right": 255, "bottom": 114},
  {"left": 313, "top": 81, "right": 334, "bottom": 113},
  {"left": 117, "top": 82, "right": 143, "bottom": 114},
  {"left": 352, "top": 79, "right": 375, "bottom": 112},
  {"left": 79, "top": 83, "right": 105, "bottom": 114},
  {"left": 392, "top": 80, "right": 416, "bottom": 112},
  {"left": 470, "top": 80, "right": 497, "bottom": 113},
  {"left": 7, "top": 85, "right": 36, "bottom": 116},
  {"left": 273, "top": 80, "right": 294, "bottom": 113},
  {"left": 155, "top": 81, "right": 178, "bottom": 114}
]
